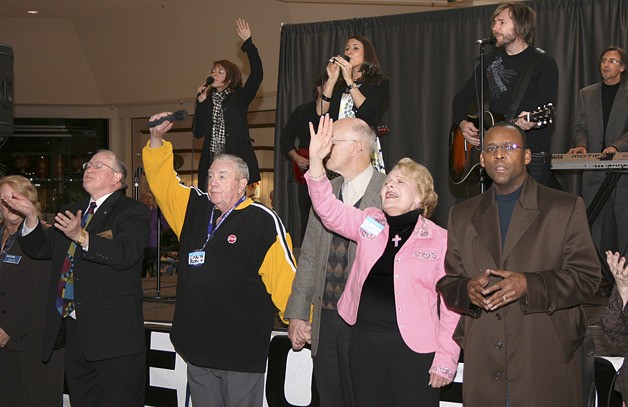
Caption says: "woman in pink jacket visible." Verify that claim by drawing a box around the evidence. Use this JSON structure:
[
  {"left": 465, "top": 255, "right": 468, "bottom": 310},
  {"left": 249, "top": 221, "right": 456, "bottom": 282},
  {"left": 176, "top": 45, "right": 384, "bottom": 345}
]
[{"left": 304, "top": 115, "right": 460, "bottom": 406}]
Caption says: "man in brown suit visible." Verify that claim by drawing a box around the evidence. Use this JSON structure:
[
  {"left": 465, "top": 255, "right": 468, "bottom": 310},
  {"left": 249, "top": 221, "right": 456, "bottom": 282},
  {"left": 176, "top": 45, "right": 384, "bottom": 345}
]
[{"left": 437, "top": 122, "right": 600, "bottom": 406}]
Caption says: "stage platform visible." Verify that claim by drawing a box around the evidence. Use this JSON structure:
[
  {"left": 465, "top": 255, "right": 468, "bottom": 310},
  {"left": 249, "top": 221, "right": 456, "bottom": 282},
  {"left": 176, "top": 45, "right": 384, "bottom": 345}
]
[
  {"left": 135, "top": 274, "right": 628, "bottom": 406},
  {"left": 141, "top": 274, "right": 627, "bottom": 357}
]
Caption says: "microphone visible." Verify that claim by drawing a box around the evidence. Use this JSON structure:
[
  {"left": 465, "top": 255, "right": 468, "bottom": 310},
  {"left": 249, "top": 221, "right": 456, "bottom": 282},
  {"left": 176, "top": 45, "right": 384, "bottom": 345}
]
[
  {"left": 147, "top": 110, "right": 189, "bottom": 128},
  {"left": 476, "top": 37, "right": 495, "bottom": 46},
  {"left": 197, "top": 76, "right": 214, "bottom": 96},
  {"left": 327, "top": 55, "right": 351, "bottom": 64}
]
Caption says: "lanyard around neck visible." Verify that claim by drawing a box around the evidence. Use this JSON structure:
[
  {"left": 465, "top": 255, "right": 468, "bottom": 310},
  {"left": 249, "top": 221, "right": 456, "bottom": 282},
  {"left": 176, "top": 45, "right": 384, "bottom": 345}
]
[{"left": 201, "top": 195, "right": 246, "bottom": 250}]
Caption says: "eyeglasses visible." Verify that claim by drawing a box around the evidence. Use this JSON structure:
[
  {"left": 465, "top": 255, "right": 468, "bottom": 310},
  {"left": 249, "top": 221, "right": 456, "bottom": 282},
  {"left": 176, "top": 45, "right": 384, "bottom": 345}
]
[
  {"left": 481, "top": 143, "right": 523, "bottom": 154},
  {"left": 600, "top": 58, "right": 622, "bottom": 65},
  {"left": 82, "top": 161, "right": 119, "bottom": 173}
]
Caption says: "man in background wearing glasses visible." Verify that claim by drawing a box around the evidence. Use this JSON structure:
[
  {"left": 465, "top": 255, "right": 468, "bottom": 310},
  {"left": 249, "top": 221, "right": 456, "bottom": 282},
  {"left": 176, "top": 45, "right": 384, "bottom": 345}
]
[
  {"left": 438, "top": 123, "right": 600, "bottom": 406},
  {"left": 569, "top": 46, "right": 628, "bottom": 261},
  {"left": 8, "top": 149, "right": 150, "bottom": 406},
  {"left": 285, "top": 117, "right": 385, "bottom": 407}
]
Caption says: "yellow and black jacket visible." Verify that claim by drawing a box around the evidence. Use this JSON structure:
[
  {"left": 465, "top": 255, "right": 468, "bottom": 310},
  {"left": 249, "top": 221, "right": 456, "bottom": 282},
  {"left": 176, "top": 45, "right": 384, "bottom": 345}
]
[{"left": 143, "top": 140, "right": 296, "bottom": 372}]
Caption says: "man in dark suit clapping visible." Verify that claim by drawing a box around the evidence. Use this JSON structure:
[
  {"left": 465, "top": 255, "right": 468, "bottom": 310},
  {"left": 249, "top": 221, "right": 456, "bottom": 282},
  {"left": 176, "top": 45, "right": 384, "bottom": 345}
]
[{"left": 6, "top": 149, "right": 150, "bottom": 406}]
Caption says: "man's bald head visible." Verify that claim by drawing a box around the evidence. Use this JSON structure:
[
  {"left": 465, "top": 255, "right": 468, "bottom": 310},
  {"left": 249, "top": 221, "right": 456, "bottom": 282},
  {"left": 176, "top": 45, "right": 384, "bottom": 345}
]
[{"left": 325, "top": 118, "right": 376, "bottom": 179}]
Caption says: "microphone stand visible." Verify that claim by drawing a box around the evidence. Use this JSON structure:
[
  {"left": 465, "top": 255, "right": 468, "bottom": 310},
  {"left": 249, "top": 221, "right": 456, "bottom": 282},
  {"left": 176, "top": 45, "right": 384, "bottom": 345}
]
[
  {"left": 478, "top": 41, "right": 490, "bottom": 193},
  {"left": 135, "top": 166, "right": 174, "bottom": 303},
  {"left": 133, "top": 167, "right": 142, "bottom": 200}
]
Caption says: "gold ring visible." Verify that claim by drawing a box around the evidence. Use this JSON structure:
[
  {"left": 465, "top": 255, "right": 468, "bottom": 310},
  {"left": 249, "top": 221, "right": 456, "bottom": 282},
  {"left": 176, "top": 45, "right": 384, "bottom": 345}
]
[{"left": 502, "top": 295, "right": 507, "bottom": 302}]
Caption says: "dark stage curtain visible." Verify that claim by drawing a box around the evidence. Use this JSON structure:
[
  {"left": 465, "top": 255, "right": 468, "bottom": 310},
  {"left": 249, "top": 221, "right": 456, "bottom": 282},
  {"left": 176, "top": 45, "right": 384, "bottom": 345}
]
[{"left": 274, "top": 0, "right": 628, "bottom": 246}]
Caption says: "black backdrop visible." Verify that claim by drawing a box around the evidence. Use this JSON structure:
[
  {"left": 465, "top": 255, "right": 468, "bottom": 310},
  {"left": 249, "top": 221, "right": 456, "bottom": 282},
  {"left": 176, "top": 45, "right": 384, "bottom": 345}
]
[
  {"left": 273, "top": 0, "right": 628, "bottom": 246},
  {"left": 0, "top": 43, "right": 13, "bottom": 149}
]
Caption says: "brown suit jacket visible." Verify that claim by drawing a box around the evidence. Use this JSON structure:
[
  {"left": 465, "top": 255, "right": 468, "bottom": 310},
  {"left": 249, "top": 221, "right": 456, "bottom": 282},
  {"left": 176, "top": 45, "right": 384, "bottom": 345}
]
[{"left": 437, "top": 175, "right": 600, "bottom": 407}]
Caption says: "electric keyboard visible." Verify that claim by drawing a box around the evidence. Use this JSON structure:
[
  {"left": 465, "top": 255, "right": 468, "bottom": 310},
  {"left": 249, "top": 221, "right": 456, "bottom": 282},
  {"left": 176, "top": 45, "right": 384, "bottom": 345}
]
[{"left": 551, "top": 152, "right": 628, "bottom": 170}]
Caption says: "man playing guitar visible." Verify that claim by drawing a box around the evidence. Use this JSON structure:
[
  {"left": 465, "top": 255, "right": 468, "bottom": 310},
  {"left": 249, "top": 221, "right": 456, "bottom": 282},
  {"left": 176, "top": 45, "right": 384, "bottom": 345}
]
[{"left": 452, "top": 2, "right": 558, "bottom": 187}]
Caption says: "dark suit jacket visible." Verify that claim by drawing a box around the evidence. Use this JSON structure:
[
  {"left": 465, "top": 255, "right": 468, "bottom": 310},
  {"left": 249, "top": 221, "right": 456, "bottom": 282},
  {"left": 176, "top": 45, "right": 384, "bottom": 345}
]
[
  {"left": 0, "top": 229, "right": 50, "bottom": 351},
  {"left": 285, "top": 170, "right": 385, "bottom": 355},
  {"left": 437, "top": 175, "right": 600, "bottom": 406},
  {"left": 573, "top": 78, "right": 628, "bottom": 152},
  {"left": 20, "top": 190, "right": 150, "bottom": 362}
]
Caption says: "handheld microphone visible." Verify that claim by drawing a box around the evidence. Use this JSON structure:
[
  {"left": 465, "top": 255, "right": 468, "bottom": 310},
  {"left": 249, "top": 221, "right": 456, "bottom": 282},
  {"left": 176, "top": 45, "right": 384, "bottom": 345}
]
[
  {"left": 147, "top": 110, "right": 189, "bottom": 128},
  {"left": 476, "top": 37, "right": 495, "bottom": 46},
  {"left": 327, "top": 55, "right": 351, "bottom": 64},
  {"left": 197, "top": 76, "right": 215, "bottom": 96}
]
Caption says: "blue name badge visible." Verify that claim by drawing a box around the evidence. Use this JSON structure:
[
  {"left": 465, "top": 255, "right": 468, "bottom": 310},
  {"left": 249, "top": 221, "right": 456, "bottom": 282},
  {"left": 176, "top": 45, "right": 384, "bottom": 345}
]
[
  {"left": 359, "top": 217, "right": 385, "bottom": 236},
  {"left": 3, "top": 254, "right": 22, "bottom": 264},
  {"left": 188, "top": 250, "right": 205, "bottom": 267}
]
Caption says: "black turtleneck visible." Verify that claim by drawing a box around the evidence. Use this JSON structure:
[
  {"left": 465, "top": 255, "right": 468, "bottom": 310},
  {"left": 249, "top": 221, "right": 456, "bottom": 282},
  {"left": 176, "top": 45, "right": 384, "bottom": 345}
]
[
  {"left": 495, "top": 184, "right": 523, "bottom": 250},
  {"left": 601, "top": 81, "right": 620, "bottom": 150},
  {"left": 356, "top": 209, "right": 422, "bottom": 331}
]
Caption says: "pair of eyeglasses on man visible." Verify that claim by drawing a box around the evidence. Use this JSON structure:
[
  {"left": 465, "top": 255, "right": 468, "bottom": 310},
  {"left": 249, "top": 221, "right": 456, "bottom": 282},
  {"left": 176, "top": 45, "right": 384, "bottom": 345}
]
[
  {"left": 82, "top": 161, "right": 119, "bottom": 173},
  {"left": 481, "top": 143, "right": 523, "bottom": 154},
  {"left": 600, "top": 58, "right": 622, "bottom": 65}
]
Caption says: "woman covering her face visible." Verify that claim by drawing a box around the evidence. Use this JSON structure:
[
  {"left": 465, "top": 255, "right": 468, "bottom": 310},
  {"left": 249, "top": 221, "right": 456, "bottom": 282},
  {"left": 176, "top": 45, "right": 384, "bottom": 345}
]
[{"left": 0, "top": 175, "right": 64, "bottom": 405}]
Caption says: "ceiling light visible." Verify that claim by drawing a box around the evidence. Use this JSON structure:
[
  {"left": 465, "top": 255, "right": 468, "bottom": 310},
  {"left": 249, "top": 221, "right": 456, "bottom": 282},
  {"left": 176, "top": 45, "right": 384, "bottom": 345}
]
[{"left": 27, "top": 10, "right": 39, "bottom": 14}]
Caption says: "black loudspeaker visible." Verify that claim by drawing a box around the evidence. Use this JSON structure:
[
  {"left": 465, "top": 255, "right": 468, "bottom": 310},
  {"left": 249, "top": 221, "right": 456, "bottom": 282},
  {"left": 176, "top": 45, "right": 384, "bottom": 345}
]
[{"left": 0, "top": 43, "right": 14, "bottom": 149}]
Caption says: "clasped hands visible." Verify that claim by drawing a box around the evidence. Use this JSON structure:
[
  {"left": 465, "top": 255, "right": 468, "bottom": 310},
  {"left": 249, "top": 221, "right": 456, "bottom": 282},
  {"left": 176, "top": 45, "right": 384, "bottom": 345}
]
[
  {"left": 288, "top": 319, "right": 312, "bottom": 351},
  {"left": 467, "top": 269, "right": 528, "bottom": 311}
]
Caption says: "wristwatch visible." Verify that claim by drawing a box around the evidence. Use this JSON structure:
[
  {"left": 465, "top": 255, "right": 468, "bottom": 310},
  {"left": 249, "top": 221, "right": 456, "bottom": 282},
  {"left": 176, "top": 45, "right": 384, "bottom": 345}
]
[
  {"left": 348, "top": 82, "right": 358, "bottom": 89},
  {"left": 76, "top": 229, "right": 87, "bottom": 246}
]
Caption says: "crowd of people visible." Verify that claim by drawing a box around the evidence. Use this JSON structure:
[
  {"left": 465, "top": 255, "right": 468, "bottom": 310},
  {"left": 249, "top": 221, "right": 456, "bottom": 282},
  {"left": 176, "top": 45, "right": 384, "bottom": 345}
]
[{"left": 0, "top": 2, "right": 627, "bottom": 407}]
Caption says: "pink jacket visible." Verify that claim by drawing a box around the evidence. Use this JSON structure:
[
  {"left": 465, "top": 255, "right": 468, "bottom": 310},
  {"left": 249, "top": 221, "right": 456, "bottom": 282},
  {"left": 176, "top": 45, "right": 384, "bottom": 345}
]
[{"left": 306, "top": 173, "right": 460, "bottom": 379}]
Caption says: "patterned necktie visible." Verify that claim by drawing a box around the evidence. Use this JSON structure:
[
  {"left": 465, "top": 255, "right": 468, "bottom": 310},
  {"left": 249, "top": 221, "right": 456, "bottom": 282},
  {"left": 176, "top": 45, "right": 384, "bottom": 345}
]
[{"left": 56, "top": 201, "right": 97, "bottom": 317}]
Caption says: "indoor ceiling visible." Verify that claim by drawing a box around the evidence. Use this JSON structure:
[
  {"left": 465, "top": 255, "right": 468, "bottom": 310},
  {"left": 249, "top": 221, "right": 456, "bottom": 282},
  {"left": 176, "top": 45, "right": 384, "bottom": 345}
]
[
  {"left": 0, "top": 0, "right": 502, "bottom": 19},
  {"left": 0, "top": 0, "right": 205, "bottom": 19}
]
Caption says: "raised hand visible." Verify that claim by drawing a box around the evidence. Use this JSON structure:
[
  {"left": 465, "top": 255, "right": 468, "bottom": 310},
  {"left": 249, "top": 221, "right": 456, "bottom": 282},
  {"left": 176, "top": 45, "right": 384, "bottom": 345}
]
[
  {"left": 608, "top": 251, "right": 628, "bottom": 306},
  {"left": 148, "top": 112, "right": 175, "bottom": 148},
  {"left": 307, "top": 114, "right": 333, "bottom": 179},
  {"left": 1, "top": 190, "right": 38, "bottom": 228},
  {"left": 236, "top": 18, "right": 251, "bottom": 42}
]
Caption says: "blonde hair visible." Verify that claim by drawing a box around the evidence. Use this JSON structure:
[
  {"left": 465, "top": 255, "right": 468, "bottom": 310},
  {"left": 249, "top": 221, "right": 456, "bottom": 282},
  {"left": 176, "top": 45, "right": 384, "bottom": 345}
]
[
  {"left": 0, "top": 175, "right": 41, "bottom": 221},
  {"left": 390, "top": 158, "right": 438, "bottom": 218}
]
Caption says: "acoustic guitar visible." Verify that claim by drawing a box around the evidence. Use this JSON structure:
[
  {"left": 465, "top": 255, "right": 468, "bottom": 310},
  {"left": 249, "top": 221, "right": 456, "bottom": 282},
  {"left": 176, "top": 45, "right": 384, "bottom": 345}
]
[{"left": 448, "top": 104, "right": 555, "bottom": 185}]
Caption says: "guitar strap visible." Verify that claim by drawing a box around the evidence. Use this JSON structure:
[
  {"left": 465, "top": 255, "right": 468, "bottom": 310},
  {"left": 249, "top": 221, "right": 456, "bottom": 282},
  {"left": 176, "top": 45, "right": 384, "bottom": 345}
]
[{"left": 505, "top": 47, "right": 545, "bottom": 122}]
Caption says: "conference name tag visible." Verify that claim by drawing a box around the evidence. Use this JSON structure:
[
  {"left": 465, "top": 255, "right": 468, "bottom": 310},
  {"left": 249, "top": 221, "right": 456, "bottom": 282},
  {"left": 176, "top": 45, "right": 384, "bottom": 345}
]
[
  {"left": 2, "top": 254, "right": 22, "bottom": 264},
  {"left": 188, "top": 250, "right": 205, "bottom": 267},
  {"left": 359, "top": 217, "right": 384, "bottom": 236}
]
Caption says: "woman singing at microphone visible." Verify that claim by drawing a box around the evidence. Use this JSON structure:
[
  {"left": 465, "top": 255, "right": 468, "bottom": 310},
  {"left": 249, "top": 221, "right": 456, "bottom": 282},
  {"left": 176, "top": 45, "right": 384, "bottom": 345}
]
[
  {"left": 318, "top": 35, "right": 389, "bottom": 171},
  {"left": 192, "top": 18, "right": 262, "bottom": 191}
]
